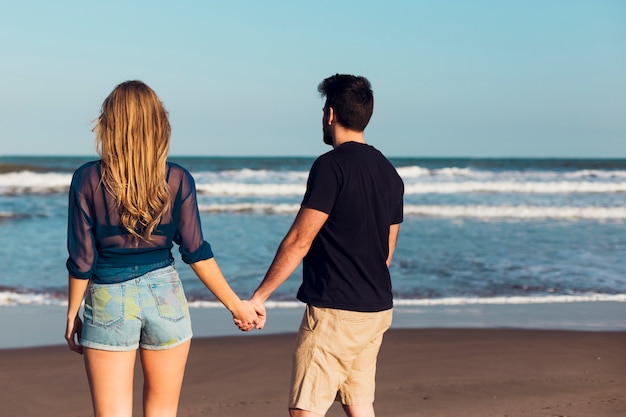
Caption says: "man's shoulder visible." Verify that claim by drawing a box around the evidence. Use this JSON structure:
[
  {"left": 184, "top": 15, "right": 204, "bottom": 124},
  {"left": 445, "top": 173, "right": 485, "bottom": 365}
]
[
  {"left": 312, "top": 143, "right": 398, "bottom": 175},
  {"left": 316, "top": 142, "right": 371, "bottom": 163},
  {"left": 310, "top": 149, "right": 339, "bottom": 170},
  {"left": 334, "top": 142, "right": 388, "bottom": 159}
]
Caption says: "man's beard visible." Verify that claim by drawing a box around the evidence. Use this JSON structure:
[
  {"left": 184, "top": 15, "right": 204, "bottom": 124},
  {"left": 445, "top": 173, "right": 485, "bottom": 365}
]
[{"left": 323, "top": 127, "right": 333, "bottom": 146}]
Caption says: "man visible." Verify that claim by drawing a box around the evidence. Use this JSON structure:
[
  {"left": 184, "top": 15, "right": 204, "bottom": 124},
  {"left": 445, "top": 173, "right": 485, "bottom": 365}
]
[{"left": 249, "top": 74, "right": 404, "bottom": 417}]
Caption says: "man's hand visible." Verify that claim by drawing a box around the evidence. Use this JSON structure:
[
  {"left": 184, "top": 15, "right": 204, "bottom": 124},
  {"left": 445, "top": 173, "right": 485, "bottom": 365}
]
[
  {"left": 233, "top": 299, "right": 267, "bottom": 331},
  {"left": 248, "top": 298, "right": 267, "bottom": 330}
]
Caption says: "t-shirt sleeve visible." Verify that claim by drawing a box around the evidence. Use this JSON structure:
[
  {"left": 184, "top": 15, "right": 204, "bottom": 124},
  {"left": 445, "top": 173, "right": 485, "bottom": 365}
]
[
  {"left": 391, "top": 177, "right": 404, "bottom": 225},
  {"left": 301, "top": 156, "right": 339, "bottom": 214}
]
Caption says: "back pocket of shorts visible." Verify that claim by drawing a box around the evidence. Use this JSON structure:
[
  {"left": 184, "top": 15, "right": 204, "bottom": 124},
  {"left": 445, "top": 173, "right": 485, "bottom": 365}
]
[
  {"left": 89, "top": 284, "right": 124, "bottom": 327},
  {"left": 150, "top": 279, "right": 187, "bottom": 322}
]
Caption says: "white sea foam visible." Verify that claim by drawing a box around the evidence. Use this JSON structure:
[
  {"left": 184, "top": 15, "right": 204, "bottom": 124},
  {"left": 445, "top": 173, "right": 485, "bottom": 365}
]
[
  {"left": 195, "top": 183, "right": 306, "bottom": 196},
  {"left": 562, "top": 169, "right": 626, "bottom": 179},
  {"left": 392, "top": 294, "right": 626, "bottom": 305},
  {"left": 187, "top": 300, "right": 304, "bottom": 309},
  {"left": 198, "top": 203, "right": 626, "bottom": 219},
  {"left": 2, "top": 290, "right": 623, "bottom": 307},
  {"left": 404, "top": 181, "right": 626, "bottom": 194},
  {"left": 194, "top": 168, "right": 309, "bottom": 182},
  {"left": 0, "top": 171, "right": 71, "bottom": 194},
  {"left": 198, "top": 203, "right": 300, "bottom": 214},
  {"left": 3, "top": 168, "right": 626, "bottom": 196},
  {"left": 188, "top": 294, "right": 626, "bottom": 308},
  {"left": 195, "top": 181, "right": 626, "bottom": 196},
  {"left": 396, "top": 166, "right": 626, "bottom": 180},
  {"left": 395, "top": 166, "right": 433, "bottom": 178},
  {"left": 404, "top": 205, "right": 626, "bottom": 219},
  {"left": 0, "top": 291, "right": 65, "bottom": 306}
]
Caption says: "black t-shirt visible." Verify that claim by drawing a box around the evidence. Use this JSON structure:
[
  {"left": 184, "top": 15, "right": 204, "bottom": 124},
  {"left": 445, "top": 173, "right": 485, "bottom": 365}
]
[{"left": 296, "top": 142, "right": 404, "bottom": 312}]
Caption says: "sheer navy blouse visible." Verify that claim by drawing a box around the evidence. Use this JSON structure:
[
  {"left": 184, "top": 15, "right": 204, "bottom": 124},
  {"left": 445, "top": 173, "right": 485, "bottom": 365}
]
[{"left": 66, "top": 160, "right": 213, "bottom": 283}]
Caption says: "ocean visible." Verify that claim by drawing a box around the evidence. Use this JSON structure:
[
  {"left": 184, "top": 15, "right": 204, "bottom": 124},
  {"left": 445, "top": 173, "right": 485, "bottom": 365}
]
[{"left": 1, "top": 155, "right": 626, "bottom": 312}]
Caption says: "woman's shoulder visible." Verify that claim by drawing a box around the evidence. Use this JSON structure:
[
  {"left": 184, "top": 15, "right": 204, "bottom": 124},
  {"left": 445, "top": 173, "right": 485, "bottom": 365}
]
[
  {"left": 166, "top": 161, "right": 194, "bottom": 180},
  {"left": 167, "top": 161, "right": 189, "bottom": 173},
  {"left": 69, "top": 160, "right": 101, "bottom": 193},
  {"left": 166, "top": 162, "right": 198, "bottom": 201},
  {"left": 74, "top": 159, "right": 100, "bottom": 172},
  {"left": 166, "top": 162, "right": 197, "bottom": 194},
  {"left": 71, "top": 160, "right": 100, "bottom": 182}
]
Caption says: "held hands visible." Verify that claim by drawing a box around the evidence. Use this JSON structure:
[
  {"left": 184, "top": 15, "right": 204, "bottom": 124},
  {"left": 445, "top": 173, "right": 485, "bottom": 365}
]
[
  {"left": 248, "top": 298, "right": 266, "bottom": 329},
  {"left": 65, "top": 315, "right": 83, "bottom": 354},
  {"left": 232, "top": 299, "right": 266, "bottom": 331}
]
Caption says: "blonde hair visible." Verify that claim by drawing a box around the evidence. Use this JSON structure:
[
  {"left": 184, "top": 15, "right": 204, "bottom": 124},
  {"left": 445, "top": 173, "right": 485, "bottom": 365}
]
[{"left": 94, "top": 80, "right": 171, "bottom": 241}]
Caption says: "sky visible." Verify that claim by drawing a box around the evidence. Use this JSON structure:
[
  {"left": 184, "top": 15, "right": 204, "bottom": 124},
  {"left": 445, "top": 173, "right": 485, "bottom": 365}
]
[{"left": 1, "top": 1, "right": 625, "bottom": 158}]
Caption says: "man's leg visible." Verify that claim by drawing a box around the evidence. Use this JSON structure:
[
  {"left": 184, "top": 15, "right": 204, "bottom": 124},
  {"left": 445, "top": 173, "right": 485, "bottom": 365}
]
[
  {"left": 289, "top": 408, "right": 325, "bottom": 417},
  {"left": 288, "top": 306, "right": 342, "bottom": 415},
  {"left": 338, "top": 309, "right": 392, "bottom": 417},
  {"left": 289, "top": 403, "right": 375, "bottom": 416},
  {"left": 342, "top": 404, "right": 376, "bottom": 417},
  {"left": 337, "top": 337, "right": 381, "bottom": 417}
]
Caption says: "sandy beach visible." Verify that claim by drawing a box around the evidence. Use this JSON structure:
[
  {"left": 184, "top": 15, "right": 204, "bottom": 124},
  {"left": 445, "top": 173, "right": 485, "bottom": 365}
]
[{"left": 0, "top": 327, "right": 624, "bottom": 417}]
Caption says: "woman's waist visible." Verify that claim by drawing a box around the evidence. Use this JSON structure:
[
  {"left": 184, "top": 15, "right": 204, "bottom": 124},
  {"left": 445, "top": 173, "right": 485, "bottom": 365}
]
[{"left": 92, "top": 258, "right": 174, "bottom": 284}]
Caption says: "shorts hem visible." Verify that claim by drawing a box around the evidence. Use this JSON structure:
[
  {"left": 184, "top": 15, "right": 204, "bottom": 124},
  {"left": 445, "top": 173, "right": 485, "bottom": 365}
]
[
  {"left": 288, "top": 404, "right": 329, "bottom": 416},
  {"left": 339, "top": 397, "right": 374, "bottom": 407},
  {"left": 139, "top": 334, "right": 193, "bottom": 351},
  {"left": 80, "top": 339, "right": 139, "bottom": 352}
]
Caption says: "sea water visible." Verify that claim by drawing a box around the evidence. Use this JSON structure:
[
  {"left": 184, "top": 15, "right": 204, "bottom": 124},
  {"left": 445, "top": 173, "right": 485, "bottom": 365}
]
[{"left": 1, "top": 156, "right": 625, "bottom": 310}]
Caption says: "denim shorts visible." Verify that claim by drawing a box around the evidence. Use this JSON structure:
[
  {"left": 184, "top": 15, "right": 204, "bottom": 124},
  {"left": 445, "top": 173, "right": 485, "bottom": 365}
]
[{"left": 81, "top": 265, "right": 193, "bottom": 351}]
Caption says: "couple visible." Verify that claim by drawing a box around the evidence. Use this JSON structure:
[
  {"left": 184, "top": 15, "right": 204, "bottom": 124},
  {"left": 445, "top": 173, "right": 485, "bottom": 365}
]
[{"left": 65, "top": 75, "right": 404, "bottom": 417}]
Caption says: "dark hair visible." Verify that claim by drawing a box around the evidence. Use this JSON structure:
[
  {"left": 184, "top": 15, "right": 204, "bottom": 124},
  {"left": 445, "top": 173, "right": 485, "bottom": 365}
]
[{"left": 317, "top": 74, "right": 374, "bottom": 132}]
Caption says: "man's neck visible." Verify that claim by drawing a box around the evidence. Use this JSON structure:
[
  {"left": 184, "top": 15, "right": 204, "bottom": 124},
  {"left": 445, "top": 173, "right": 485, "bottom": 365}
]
[{"left": 333, "top": 126, "right": 365, "bottom": 148}]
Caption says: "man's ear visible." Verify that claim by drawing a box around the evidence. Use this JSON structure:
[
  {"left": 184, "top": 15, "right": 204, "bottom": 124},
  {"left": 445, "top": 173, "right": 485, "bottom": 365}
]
[{"left": 327, "top": 107, "right": 335, "bottom": 125}]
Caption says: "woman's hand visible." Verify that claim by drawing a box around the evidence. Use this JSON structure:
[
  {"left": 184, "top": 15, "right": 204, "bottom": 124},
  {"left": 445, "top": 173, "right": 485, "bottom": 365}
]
[
  {"left": 65, "top": 315, "right": 83, "bottom": 354},
  {"left": 232, "top": 300, "right": 261, "bottom": 331},
  {"left": 66, "top": 275, "right": 88, "bottom": 354}
]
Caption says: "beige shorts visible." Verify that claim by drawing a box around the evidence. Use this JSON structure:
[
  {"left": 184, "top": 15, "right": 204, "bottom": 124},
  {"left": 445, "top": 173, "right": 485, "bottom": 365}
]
[{"left": 288, "top": 305, "right": 393, "bottom": 415}]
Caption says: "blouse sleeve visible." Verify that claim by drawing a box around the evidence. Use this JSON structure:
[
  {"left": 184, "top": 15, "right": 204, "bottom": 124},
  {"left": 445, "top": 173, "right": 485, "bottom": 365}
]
[
  {"left": 66, "top": 168, "right": 97, "bottom": 279},
  {"left": 174, "top": 168, "right": 214, "bottom": 264}
]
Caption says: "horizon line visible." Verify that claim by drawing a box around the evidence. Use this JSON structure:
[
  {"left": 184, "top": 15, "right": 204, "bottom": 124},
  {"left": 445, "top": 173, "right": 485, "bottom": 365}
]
[{"left": 2, "top": 154, "right": 626, "bottom": 161}]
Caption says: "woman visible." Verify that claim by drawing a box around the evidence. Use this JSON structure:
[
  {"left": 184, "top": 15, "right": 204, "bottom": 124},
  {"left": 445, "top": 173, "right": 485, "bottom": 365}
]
[{"left": 65, "top": 80, "right": 259, "bottom": 417}]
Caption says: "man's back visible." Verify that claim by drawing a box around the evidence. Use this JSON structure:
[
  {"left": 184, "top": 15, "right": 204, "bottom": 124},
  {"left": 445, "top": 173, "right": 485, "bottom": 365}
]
[{"left": 297, "top": 142, "right": 404, "bottom": 312}]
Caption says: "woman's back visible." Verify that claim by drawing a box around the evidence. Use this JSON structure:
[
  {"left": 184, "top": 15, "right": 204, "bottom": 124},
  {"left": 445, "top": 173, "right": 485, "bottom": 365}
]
[{"left": 67, "top": 160, "right": 212, "bottom": 281}]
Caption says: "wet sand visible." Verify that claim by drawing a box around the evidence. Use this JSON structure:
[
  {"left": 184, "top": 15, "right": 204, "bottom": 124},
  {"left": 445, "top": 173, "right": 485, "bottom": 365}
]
[{"left": 1, "top": 328, "right": 624, "bottom": 417}]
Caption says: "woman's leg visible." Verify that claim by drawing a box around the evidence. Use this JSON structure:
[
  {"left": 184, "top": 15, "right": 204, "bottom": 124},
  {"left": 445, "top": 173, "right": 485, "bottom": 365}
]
[
  {"left": 84, "top": 348, "right": 137, "bottom": 417},
  {"left": 140, "top": 340, "right": 191, "bottom": 417}
]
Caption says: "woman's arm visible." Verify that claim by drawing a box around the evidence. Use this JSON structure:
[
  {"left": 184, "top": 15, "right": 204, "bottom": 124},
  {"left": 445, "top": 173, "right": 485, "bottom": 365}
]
[
  {"left": 65, "top": 275, "right": 88, "bottom": 354},
  {"left": 190, "top": 258, "right": 259, "bottom": 330}
]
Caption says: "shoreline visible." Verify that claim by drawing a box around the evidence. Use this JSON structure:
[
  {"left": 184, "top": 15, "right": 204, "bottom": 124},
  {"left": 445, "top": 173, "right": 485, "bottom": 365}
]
[{"left": 1, "top": 300, "right": 625, "bottom": 350}]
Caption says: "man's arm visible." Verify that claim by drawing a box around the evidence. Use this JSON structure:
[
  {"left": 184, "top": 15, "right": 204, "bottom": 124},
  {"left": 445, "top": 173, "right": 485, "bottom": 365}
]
[
  {"left": 250, "top": 207, "right": 328, "bottom": 328},
  {"left": 387, "top": 223, "right": 400, "bottom": 267}
]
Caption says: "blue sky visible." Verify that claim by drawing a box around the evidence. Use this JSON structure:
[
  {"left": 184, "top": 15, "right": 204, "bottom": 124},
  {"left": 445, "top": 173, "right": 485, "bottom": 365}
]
[{"left": 1, "top": 1, "right": 625, "bottom": 158}]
